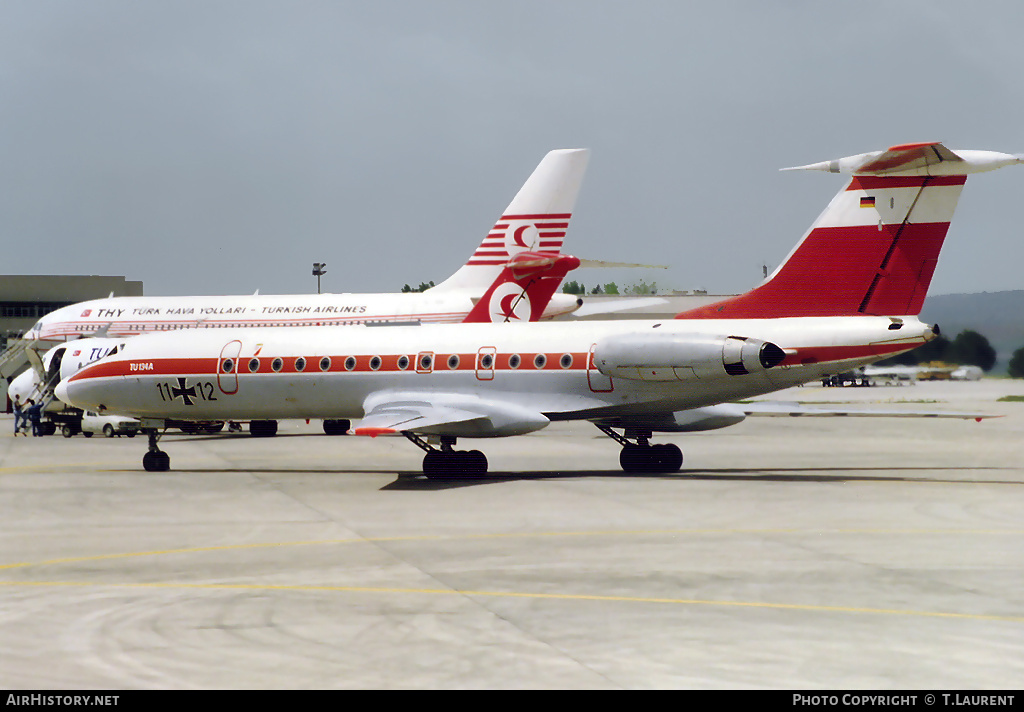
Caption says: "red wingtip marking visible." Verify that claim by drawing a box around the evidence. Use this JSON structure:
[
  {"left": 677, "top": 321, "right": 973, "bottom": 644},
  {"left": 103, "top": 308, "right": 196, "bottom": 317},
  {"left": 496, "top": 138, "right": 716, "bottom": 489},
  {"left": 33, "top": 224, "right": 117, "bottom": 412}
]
[
  {"left": 352, "top": 427, "right": 397, "bottom": 438},
  {"left": 886, "top": 141, "right": 940, "bottom": 151}
]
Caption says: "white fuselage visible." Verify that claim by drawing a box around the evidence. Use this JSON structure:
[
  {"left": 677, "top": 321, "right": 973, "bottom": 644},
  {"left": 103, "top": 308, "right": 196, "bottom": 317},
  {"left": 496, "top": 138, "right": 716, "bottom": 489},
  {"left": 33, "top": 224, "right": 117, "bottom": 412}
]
[
  {"left": 26, "top": 291, "right": 583, "bottom": 343},
  {"left": 59, "top": 316, "right": 934, "bottom": 431}
]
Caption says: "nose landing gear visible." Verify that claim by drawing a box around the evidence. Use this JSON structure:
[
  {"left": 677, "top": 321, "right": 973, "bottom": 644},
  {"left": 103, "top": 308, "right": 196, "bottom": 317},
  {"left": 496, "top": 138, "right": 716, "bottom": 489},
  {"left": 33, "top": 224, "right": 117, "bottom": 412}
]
[{"left": 141, "top": 428, "right": 171, "bottom": 472}]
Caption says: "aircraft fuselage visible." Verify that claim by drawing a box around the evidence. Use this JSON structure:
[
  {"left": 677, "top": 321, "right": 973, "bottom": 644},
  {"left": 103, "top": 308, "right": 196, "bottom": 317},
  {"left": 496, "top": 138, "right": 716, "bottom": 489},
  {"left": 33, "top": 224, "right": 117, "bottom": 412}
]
[{"left": 59, "top": 316, "right": 933, "bottom": 428}]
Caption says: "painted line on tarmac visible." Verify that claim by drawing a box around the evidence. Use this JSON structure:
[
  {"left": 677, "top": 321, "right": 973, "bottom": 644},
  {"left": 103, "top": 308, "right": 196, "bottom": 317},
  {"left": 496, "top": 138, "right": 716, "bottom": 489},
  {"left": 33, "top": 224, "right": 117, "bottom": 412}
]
[
  {"left": 2, "top": 527, "right": 1023, "bottom": 571},
  {"left": 0, "top": 578, "right": 1021, "bottom": 624},
  {"left": 1, "top": 529, "right": 1022, "bottom": 624}
]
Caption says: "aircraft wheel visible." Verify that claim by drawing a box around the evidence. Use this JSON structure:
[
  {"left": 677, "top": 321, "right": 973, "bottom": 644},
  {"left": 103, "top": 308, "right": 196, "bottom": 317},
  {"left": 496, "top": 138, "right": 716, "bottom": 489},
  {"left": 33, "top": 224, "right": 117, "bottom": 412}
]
[
  {"left": 250, "top": 420, "right": 278, "bottom": 437},
  {"left": 653, "top": 443, "right": 683, "bottom": 472},
  {"left": 619, "top": 444, "right": 645, "bottom": 473},
  {"left": 103, "top": 424, "right": 115, "bottom": 438},
  {"left": 463, "top": 450, "right": 488, "bottom": 477},
  {"left": 422, "top": 450, "right": 445, "bottom": 478},
  {"left": 323, "top": 419, "right": 351, "bottom": 435},
  {"left": 143, "top": 451, "right": 170, "bottom": 472}
]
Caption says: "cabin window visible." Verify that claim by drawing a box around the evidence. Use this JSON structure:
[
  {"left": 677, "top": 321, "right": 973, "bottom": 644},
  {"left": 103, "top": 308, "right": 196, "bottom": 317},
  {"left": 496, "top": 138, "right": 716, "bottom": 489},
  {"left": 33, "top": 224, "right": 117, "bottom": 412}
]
[
  {"left": 479, "top": 353, "right": 494, "bottom": 369},
  {"left": 344, "top": 356, "right": 357, "bottom": 371},
  {"left": 397, "top": 355, "right": 410, "bottom": 370},
  {"left": 319, "top": 356, "right": 331, "bottom": 372},
  {"left": 221, "top": 358, "right": 234, "bottom": 373},
  {"left": 369, "top": 356, "right": 382, "bottom": 371},
  {"left": 508, "top": 354, "right": 521, "bottom": 369},
  {"left": 271, "top": 357, "right": 283, "bottom": 372},
  {"left": 295, "top": 357, "right": 306, "bottom": 372},
  {"left": 420, "top": 354, "right": 433, "bottom": 370},
  {"left": 447, "top": 354, "right": 460, "bottom": 370},
  {"left": 533, "top": 354, "right": 547, "bottom": 369},
  {"left": 560, "top": 353, "right": 573, "bottom": 369},
  {"left": 248, "top": 358, "right": 260, "bottom": 373}
]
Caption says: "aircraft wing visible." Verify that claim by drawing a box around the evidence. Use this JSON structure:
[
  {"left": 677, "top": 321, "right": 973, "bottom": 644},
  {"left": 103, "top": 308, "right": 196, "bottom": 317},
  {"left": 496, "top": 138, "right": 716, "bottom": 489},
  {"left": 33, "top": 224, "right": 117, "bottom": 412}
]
[
  {"left": 740, "top": 401, "right": 997, "bottom": 421},
  {"left": 570, "top": 297, "right": 670, "bottom": 318},
  {"left": 351, "top": 391, "right": 550, "bottom": 438}
]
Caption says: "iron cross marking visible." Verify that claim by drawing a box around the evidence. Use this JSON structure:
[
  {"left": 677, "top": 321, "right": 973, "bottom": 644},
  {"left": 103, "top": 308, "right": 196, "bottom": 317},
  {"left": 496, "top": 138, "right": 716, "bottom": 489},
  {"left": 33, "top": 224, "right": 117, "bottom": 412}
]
[{"left": 171, "top": 377, "right": 198, "bottom": 405}]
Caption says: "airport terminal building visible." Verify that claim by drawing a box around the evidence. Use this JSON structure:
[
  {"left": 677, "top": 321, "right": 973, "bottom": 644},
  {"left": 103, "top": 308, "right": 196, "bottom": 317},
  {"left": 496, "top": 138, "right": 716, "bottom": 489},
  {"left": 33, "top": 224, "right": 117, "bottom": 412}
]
[{"left": 1, "top": 275, "right": 143, "bottom": 402}]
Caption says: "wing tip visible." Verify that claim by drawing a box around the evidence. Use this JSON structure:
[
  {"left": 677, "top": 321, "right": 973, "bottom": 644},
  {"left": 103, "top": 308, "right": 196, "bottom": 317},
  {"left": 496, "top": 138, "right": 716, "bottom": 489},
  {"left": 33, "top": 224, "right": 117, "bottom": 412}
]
[{"left": 351, "top": 427, "right": 399, "bottom": 438}]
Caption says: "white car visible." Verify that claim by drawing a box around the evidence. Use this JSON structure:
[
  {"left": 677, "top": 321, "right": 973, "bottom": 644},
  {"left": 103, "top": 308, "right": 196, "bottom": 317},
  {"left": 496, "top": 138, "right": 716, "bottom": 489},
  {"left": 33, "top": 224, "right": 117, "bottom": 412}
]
[{"left": 79, "top": 411, "right": 140, "bottom": 438}]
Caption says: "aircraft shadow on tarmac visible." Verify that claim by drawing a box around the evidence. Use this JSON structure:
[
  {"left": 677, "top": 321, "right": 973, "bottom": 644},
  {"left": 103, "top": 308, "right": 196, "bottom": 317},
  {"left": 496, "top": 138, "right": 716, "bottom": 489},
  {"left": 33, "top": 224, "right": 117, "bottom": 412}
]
[
  {"left": 160, "top": 433, "right": 1017, "bottom": 490},
  {"left": 380, "top": 466, "right": 1018, "bottom": 491}
]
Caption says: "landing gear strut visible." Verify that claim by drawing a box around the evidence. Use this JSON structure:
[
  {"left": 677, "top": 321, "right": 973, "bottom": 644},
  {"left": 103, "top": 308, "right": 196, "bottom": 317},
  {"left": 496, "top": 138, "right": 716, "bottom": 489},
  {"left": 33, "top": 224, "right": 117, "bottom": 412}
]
[
  {"left": 403, "top": 432, "right": 488, "bottom": 478},
  {"left": 141, "top": 428, "right": 171, "bottom": 472},
  {"left": 594, "top": 424, "right": 683, "bottom": 473}
]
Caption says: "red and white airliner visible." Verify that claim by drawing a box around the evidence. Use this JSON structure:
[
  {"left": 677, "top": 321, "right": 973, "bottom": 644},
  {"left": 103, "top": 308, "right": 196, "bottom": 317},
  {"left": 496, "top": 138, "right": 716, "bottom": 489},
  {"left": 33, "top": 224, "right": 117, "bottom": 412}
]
[
  {"left": 23, "top": 148, "right": 590, "bottom": 344},
  {"left": 58, "top": 142, "right": 1022, "bottom": 474},
  {"left": 10, "top": 148, "right": 589, "bottom": 432}
]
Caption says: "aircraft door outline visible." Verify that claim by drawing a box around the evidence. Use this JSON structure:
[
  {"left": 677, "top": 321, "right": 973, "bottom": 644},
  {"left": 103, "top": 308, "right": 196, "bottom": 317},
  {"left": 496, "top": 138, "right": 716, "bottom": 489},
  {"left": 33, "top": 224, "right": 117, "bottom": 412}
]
[
  {"left": 475, "top": 346, "right": 496, "bottom": 381},
  {"left": 587, "top": 343, "right": 613, "bottom": 392},
  {"left": 218, "top": 340, "right": 242, "bottom": 394}
]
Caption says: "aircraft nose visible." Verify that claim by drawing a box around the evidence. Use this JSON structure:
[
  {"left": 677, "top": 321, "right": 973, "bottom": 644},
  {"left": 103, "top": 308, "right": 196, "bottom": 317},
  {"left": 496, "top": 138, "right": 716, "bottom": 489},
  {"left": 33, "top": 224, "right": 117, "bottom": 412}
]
[{"left": 54, "top": 379, "right": 71, "bottom": 405}]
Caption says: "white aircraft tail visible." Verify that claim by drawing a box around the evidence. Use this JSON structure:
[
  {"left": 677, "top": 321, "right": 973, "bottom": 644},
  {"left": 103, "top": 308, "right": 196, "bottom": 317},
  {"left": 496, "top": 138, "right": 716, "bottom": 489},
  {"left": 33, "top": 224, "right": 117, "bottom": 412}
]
[{"left": 431, "top": 148, "right": 589, "bottom": 293}]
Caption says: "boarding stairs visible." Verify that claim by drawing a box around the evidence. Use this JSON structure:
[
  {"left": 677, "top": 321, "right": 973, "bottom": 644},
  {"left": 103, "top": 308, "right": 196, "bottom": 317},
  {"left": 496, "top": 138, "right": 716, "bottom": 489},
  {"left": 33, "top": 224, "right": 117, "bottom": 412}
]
[{"left": 0, "top": 338, "right": 35, "bottom": 380}]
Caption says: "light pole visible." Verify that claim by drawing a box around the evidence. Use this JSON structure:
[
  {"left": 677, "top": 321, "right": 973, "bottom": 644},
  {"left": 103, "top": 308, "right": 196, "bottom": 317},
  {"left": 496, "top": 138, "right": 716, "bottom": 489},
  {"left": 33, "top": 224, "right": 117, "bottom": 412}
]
[{"left": 312, "top": 262, "right": 327, "bottom": 294}]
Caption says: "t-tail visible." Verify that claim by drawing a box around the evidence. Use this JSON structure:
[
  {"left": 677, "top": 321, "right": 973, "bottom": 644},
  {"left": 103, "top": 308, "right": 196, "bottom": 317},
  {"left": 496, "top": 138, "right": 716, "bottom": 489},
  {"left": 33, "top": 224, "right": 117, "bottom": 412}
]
[
  {"left": 431, "top": 148, "right": 589, "bottom": 294},
  {"left": 462, "top": 252, "right": 582, "bottom": 323},
  {"left": 676, "top": 142, "right": 1023, "bottom": 319}
]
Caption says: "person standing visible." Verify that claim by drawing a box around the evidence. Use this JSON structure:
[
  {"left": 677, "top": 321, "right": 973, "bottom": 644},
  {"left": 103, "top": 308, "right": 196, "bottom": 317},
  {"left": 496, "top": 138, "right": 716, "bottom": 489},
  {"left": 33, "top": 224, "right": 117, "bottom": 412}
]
[
  {"left": 25, "top": 399, "right": 42, "bottom": 437},
  {"left": 12, "top": 395, "right": 23, "bottom": 436}
]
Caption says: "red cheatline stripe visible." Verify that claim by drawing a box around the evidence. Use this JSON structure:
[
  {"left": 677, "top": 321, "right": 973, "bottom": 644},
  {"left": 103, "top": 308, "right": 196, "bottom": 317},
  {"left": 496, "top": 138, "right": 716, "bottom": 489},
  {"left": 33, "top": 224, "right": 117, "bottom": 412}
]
[
  {"left": 501, "top": 213, "right": 572, "bottom": 220},
  {"left": 782, "top": 342, "right": 920, "bottom": 365},
  {"left": 69, "top": 343, "right": 921, "bottom": 384},
  {"left": 846, "top": 175, "right": 966, "bottom": 190}
]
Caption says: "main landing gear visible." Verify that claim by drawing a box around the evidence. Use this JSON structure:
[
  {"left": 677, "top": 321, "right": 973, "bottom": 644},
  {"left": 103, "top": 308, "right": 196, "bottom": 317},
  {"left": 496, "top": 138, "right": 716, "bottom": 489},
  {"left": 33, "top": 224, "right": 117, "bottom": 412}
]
[
  {"left": 142, "top": 428, "right": 171, "bottom": 472},
  {"left": 594, "top": 424, "right": 683, "bottom": 473},
  {"left": 404, "top": 432, "right": 488, "bottom": 478}
]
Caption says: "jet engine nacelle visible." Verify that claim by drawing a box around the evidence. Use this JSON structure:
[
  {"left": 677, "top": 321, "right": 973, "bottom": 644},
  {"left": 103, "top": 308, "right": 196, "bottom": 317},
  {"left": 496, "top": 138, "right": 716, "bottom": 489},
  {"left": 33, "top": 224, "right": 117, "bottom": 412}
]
[{"left": 592, "top": 332, "right": 786, "bottom": 382}]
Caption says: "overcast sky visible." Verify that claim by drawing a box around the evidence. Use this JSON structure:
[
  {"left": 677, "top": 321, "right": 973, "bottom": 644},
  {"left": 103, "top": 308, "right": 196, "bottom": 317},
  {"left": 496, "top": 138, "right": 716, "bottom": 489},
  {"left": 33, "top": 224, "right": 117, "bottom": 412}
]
[{"left": 3, "top": 1, "right": 1023, "bottom": 298}]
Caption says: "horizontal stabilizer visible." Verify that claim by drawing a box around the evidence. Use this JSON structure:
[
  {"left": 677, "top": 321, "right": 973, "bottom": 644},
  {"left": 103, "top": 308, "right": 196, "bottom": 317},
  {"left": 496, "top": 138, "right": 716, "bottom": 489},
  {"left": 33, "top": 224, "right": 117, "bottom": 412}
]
[
  {"left": 782, "top": 142, "right": 1023, "bottom": 176},
  {"left": 575, "top": 258, "right": 668, "bottom": 269}
]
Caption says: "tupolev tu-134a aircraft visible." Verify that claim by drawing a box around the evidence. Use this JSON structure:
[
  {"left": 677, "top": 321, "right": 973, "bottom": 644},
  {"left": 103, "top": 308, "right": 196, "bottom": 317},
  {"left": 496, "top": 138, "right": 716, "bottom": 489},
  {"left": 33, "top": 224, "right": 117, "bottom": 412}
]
[
  {"left": 58, "top": 142, "right": 1023, "bottom": 474},
  {"left": 10, "top": 238, "right": 584, "bottom": 436},
  {"left": 10, "top": 148, "right": 590, "bottom": 433},
  {"left": 23, "top": 148, "right": 591, "bottom": 345}
]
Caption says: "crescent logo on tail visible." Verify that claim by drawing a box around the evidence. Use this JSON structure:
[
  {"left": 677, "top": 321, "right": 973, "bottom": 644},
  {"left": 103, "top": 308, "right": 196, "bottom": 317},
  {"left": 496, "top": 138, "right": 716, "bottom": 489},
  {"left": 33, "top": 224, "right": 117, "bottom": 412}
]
[
  {"left": 488, "top": 283, "right": 533, "bottom": 322},
  {"left": 505, "top": 221, "right": 541, "bottom": 254}
]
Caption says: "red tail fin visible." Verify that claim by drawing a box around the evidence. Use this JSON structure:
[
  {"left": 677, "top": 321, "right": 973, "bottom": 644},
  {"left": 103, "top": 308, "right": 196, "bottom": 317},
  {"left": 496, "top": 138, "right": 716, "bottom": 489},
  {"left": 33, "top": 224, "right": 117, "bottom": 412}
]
[
  {"left": 676, "top": 142, "right": 1022, "bottom": 319},
  {"left": 462, "top": 252, "right": 581, "bottom": 323}
]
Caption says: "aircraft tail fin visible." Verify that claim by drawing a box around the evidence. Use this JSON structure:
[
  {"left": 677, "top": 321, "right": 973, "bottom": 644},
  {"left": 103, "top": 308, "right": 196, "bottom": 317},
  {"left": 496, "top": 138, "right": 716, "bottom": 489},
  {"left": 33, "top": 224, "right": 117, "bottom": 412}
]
[
  {"left": 432, "top": 148, "right": 589, "bottom": 293},
  {"left": 462, "top": 252, "right": 581, "bottom": 323},
  {"left": 676, "top": 143, "right": 1023, "bottom": 319}
]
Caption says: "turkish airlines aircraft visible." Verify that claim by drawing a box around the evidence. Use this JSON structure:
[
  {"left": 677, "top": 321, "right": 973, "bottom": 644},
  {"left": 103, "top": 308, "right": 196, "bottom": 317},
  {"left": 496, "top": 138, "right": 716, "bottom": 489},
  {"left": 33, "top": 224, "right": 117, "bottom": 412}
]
[
  {"left": 23, "top": 148, "right": 590, "bottom": 344},
  {"left": 57, "top": 142, "right": 1022, "bottom": 474}
]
